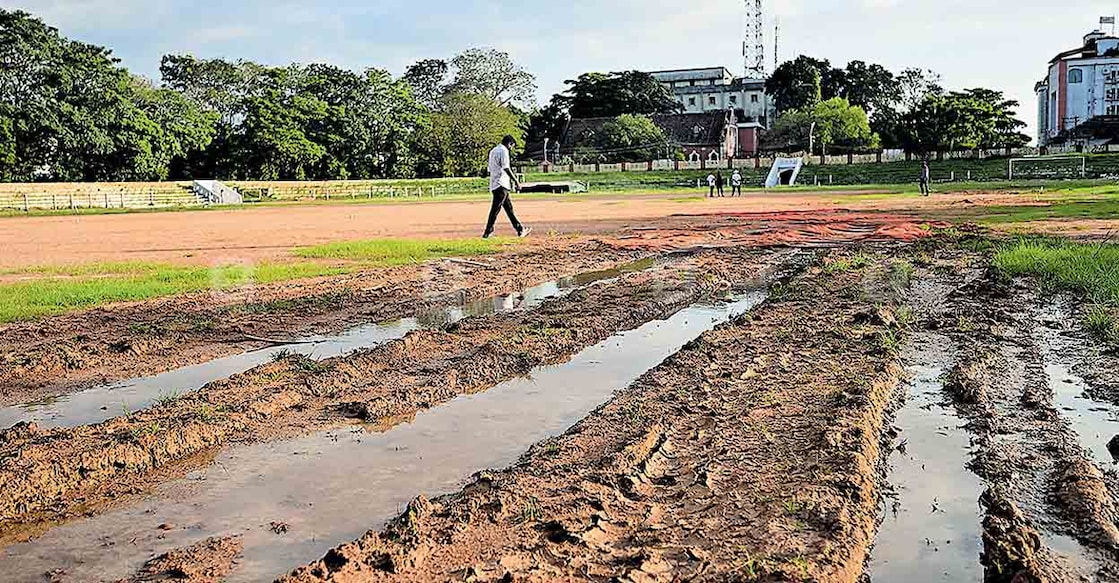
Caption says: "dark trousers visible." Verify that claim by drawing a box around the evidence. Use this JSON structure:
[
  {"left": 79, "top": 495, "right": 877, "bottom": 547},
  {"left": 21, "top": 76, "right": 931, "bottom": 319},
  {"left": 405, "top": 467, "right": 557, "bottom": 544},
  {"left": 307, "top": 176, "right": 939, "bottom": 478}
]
[
  {"left": 732, "top": 185, "right": 742, "bottom": 196},
  {"left": 919, "top": 178, "right": 930, "bottom": 196},
  {"left": 484, "top": 187, "right": 522, "bottom": 235}
]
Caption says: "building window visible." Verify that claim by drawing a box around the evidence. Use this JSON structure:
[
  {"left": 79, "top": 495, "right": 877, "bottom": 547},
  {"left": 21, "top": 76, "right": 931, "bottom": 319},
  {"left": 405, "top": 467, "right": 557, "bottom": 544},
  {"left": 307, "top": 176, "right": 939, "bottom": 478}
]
[
  {"left": 688, "top": 97, "right": 696, "bottom": 107},
  {"left": 1069, "top": 68, "right": 1084, "bottom": 84},
  {"left": 708, "top": 96, "right": 717, "bottom": 106},
  {"left": 730, "top": 95, "right": 737, "bottom": 105},
  {"left": 751, "top": 94, "right": 759, "bottom": 103},
  {"left": 690, "top": 81, "right": 696, "bottom": 87},
  {"left": 708, "top": 150, "right": 720, "bottom": 161}
]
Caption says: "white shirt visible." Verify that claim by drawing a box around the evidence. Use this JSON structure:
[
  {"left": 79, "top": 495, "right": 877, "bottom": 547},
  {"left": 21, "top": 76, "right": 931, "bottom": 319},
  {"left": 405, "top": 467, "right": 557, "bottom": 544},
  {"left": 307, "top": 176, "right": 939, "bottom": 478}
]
[
  {"left": 488, "top": 144, "right": 512, "bottom": 191},
  {"left": 707, "top": 174, "right": 716, "bottom": 186},
  {"left": 732, "top": 173, "right": 742, "bottom": 186}
]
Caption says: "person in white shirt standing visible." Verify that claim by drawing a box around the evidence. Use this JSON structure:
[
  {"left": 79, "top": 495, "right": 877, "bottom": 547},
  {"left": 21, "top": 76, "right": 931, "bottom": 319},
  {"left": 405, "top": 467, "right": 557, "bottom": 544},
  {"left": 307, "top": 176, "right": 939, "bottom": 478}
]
[
  {"left": 731, "top": 170, "right": 743, "bottom": 196},
  {"left": 483, "top": 135, "right": 531, "bottom": 239},
  {"left": 706, "top": 173, "right": 716, "bottom": 198}
]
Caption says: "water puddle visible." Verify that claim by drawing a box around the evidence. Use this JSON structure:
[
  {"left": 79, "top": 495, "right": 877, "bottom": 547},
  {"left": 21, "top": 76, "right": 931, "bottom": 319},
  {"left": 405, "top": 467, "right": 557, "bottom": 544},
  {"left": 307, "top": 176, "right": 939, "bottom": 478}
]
[
  {"left": 870, "top": 331, "right": 984, "bottom": 582},
  {"left": 0, "top": 259, "right": 657, "bottom": 430},
  {"left": 0, "top": 291, "right": 766, "bottom": 582},
  {"left": 1035, "top": 303, "right": 1119, "bottom": 465}
]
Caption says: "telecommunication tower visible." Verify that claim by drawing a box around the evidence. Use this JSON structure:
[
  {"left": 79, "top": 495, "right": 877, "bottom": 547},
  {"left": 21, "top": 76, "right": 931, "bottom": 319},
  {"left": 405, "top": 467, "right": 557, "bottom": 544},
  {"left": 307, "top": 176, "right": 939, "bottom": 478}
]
[{"left": 743, "top": 0, "right": 766, "bottom": 79}]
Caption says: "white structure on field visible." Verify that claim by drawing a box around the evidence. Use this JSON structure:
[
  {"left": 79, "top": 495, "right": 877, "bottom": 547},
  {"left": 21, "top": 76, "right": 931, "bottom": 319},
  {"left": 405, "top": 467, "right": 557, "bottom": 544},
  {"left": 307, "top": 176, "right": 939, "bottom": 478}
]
[
  {"left": 192, "top": 180, "right": 243, "bottom": 205},
  {"left": 1037, "top": 19, "right": 1119, "bottom": 147},
  {"left": 765, "top": 158, "right": 804, "bottom": 188}
]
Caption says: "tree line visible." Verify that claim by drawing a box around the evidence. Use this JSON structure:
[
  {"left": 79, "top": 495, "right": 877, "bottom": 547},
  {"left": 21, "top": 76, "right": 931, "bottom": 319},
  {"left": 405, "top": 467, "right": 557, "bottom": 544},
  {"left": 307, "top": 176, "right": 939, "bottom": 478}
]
[
  {"left": 1, "top": 9, "right": 1031, "bottom": 182},
  {"left": 0, "top": 10, "right": 535, "bottom": 182},
  {"left": 764, "top": 57, "right": 1030, "bottom": 155}
]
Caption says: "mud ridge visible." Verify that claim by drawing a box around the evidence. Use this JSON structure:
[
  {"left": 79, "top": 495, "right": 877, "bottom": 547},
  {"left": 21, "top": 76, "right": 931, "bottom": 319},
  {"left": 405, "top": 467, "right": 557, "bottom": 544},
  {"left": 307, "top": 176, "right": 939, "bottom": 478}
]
[
  {"left": 0, "top": 248, "right": 789, "bottom": 545},
  {"left": 943, "top": 267, "right": 1119, "bottom": 580},
  {"left": 277, "top": 248, "right": 909, "bottom": 583}
]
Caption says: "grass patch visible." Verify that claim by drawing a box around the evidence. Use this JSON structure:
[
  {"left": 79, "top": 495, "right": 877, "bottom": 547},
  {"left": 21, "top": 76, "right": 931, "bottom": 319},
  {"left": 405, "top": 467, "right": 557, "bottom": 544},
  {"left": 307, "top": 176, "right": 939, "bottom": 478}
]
[
  {"left": 296, "top": 237, "right": 511, "bottom": 265},
  {"left": 994, "top": 238, "right": 1119, "bottom": 343},
  {"left": 973, "top": 198, "right": 1119, "bottom": 225},
  {"left": 0, "top": 261, "right": 347, "bottom": 323}
]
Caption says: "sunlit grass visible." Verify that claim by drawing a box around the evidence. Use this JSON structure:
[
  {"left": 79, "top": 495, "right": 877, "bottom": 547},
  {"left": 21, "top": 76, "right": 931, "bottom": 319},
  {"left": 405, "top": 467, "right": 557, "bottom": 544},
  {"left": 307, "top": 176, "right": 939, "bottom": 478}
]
[
  {"left": 0, "top": 262, "right": 348, "bottom": 323},
  {"left": 295, "top": 237, "right": 512, "bottom": 265},
  {"left": 994, "top": 238, "right": 1119, "bottom": 343}
]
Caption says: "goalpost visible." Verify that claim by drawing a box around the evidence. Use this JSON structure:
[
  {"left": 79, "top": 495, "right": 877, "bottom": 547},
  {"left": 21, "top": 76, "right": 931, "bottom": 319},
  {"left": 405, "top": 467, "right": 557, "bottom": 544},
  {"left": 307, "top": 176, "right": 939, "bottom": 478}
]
[{"left": 1007, "top": 156, "right": 1087, "bottom": 181}]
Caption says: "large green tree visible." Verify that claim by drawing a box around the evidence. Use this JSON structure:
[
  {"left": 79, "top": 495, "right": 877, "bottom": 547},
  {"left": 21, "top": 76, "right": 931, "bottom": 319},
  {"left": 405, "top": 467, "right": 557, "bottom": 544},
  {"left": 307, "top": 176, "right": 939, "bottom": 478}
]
[
  {"left": 765, "top": 57, "right": 824, "bottom": 113},
  {"left": 557, "top": 71, "right": 682, "bottom": 119},
  {"left": 421, "top": 92, "right": 523, "bottom": 177},
  {"left": 767, "top": 98, "right": 878, "bottom": 154},
  {"left": 446, "top": 48, "right": 536, "bottom": 107},
  {"left": 0, "top": 10, "right": 214, "bottom": 181},
  {"left": 583, "top": 114, "right": 672, "bottom": 163}
]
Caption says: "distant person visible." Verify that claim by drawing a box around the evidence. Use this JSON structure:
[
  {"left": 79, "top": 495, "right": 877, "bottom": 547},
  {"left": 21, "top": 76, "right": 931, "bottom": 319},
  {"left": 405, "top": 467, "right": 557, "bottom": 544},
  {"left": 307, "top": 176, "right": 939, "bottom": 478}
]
[
  {"left": 483, "top": 135, "right": 531, "bottom": 239},
  {"left": 919, "top": 160, "right": 931, "bottom": 196},
  {"left": 715, "top": 171, "right": 725, "bottom": 197},
  {"left": 706, "top": 173, "right": 716, "bottom": 197},
  {"left": 731, "top": 170, "right": 743, "bottom": 196}
]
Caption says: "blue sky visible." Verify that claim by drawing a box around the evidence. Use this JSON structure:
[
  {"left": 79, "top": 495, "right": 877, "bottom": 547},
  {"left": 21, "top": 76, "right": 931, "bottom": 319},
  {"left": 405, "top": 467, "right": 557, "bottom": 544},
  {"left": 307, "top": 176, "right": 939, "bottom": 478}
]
[{"left": 7, "top": 0, "right": 1119, "bottom": 141}]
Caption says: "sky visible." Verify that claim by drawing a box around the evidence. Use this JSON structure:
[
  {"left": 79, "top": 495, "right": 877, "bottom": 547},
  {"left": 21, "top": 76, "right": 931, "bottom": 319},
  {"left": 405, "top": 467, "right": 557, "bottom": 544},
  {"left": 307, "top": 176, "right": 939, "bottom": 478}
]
[{"left": 5, "top": 0, "right": 1119, "bottom": 142}]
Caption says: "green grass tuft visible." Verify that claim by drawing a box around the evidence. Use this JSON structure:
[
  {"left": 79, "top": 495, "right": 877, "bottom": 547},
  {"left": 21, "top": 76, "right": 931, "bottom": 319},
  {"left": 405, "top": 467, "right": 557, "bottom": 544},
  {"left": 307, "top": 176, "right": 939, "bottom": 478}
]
[
  {"left": 994, "top": 238, "right": 1119, "bottom": 342},
  {"left": 0, "top": 261, "right": 347, "bottom": 323},
  {"left": 295, "top": 237, "right": 511, "bottom": 264}
]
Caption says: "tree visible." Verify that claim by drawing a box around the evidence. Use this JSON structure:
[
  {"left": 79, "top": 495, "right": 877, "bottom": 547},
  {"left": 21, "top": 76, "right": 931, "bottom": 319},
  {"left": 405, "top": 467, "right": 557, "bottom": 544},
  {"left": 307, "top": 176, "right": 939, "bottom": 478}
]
[
  {"left": 812, "top": 98, "right": 879, "bottom": 153},
  {"left": 402, "top": 59, "right": 448, "bottom": 108},
  {"left": 840, "top": 61, "right": 897, "bottom": 115},
  {"left": 765, "top": 98, "right": 878, "bottom": 154},
  {"left": 897, "top": 89, "right": 1028, "bottom": 155},
  {"left": 557, "top": 71, "right": 682, "bottom": 119},
  {"left": 766, "top": 57, "right": 823, "bottom": 113},
  {"left": 0, "top": 10, "right": 214, "bottom": 181},
  {"left": 421, "top": 92, "right": 523, "bottom": 177},
  {"left": 446, "top": 48, "right": 536, "bottom": 107},
  {"left": 588, "top": 115, "right": 671, "bottom": 162}
]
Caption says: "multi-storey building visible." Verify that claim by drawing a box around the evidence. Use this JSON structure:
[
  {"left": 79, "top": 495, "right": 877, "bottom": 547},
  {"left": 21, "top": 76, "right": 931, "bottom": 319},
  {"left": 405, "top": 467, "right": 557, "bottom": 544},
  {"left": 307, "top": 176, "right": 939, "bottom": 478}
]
[
  {"left": 648, "top": 67, "right": 775, "bottom": 157},
  {"left": 1037, "top": 28, "right": 1119, "bottom": 146}
]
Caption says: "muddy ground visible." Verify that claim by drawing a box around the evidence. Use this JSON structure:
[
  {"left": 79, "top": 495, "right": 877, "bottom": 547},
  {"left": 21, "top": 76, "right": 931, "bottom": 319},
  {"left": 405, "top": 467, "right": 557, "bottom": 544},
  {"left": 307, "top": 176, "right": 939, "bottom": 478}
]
[
  {"left": 0, "top": 248, "right": 792, "bottom": 546},
  {"left": 277, "top": 251, "right": 911, "bottom": 582},
  {"left": 0, "top": 239, "right": 646, "bottom": 406},
  {"left": 3, "top": 228, "right": 1119, "bottom": 582}
]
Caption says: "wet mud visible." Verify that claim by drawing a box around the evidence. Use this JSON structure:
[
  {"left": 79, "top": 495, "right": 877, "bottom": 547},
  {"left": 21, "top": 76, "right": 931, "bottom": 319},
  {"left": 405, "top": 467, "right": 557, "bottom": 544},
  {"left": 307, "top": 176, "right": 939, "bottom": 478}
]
[
  {"left": 0, "top": 241, "right": 646, "bottom": 407},
  {"left": 1, "top": 292, "right": 770, "bottom": 582},
  {"left": 276, "top": 249, "right": 909, "bottom": 582},
  {"left": 0, "top": 248, "right": 791, "bottom": 547},
  {"left": 0, "top": 257, "right": 657, "bottom": 430}
]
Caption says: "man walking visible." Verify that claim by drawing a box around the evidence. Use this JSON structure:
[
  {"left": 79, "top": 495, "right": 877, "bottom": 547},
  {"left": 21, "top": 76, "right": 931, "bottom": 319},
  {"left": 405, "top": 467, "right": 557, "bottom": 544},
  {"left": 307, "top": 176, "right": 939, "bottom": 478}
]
[
  {"left": 731, "top": 170, "right": 743, "bottom": 196},
  {"left": 483, "top": 135, "right": 531, "bottom": 239},
  {"left": 919, "top": 160, "right": 931, "bottom": 196}
]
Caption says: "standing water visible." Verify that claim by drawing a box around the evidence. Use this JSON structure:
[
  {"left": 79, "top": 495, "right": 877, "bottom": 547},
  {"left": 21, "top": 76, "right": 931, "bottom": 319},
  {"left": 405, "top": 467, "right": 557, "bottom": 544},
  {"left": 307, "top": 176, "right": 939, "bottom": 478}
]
[
  {"left": 1035, "top": 302, "right": 1119, "bottom": 465},
  {"left": 870, "top": 331, "right": 984, "bottom": 582},
  {"left": 0, "top": 259, "right": 656, "bottom": 430},
  {"left": 0, "top": 291, "right": 767, "bottom": 582}
]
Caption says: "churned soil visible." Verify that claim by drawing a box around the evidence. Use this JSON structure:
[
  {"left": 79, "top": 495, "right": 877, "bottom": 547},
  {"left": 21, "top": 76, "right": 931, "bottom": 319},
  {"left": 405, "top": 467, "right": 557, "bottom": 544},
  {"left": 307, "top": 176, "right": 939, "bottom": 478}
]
[
  {"left": 114, "top": 535, "right": 243, "bottom": 583},
  {"left": 933, "top": 261, "right": 1119, "bottom": 581},
  {"left": 278, "top": 250, "right": 908, "bottom": 583},
  {"left": 0, "top": 248, "right": 791, "bottom": 545},
  {"left": 0, "top": 239, "right": 646, "bottom": 406}
]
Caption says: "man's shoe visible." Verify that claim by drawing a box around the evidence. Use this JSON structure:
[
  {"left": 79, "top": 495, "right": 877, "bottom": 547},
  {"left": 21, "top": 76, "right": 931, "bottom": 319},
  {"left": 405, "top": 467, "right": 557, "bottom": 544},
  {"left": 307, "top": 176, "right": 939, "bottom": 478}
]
[
  {"left": 482, "top": 232, "right": 494, "bottom": 239},
  {"left": 517, "top": 227, "right": 532, "bottom": 238}
]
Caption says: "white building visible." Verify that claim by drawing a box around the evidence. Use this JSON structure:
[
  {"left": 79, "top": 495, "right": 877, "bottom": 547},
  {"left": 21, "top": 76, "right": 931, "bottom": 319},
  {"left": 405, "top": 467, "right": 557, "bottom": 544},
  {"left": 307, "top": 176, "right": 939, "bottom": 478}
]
[
  {"left": 648, "top": 67, "right": 775, "bottom": 157},
  {"left": 1037, "top": 28, "right": 1119, "bottom": 147},
  {"left": 649, "top": 67, "right": 773, "bottom": 126}
]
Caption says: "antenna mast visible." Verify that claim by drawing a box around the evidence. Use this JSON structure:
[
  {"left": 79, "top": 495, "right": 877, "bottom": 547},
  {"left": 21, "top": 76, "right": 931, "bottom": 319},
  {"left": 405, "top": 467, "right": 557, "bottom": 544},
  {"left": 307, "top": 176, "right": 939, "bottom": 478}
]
[{"left": 743, "top": 0, "right": 766, "bottom": 79}]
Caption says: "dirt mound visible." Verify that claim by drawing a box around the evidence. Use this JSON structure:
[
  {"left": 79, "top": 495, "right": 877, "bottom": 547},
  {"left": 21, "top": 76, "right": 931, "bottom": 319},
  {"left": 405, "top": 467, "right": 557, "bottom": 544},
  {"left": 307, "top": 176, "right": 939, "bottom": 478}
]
[{"left": 116, "top": 536, "right": 243, "bottom": 583}]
